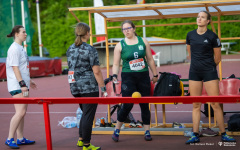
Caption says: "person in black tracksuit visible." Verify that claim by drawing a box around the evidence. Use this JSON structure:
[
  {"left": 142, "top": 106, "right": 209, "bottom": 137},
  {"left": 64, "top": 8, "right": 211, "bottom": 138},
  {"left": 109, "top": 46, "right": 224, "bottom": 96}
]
[
  {"left": 185, "top": 11, "right": 236, "bottom": 144},
  {"left": 66, "top": 22, "right": 107, "bottom": 150}
]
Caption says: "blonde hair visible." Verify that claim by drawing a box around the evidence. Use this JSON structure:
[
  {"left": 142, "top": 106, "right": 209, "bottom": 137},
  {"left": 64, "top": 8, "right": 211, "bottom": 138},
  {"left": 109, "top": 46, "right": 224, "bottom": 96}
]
[{"left": 74, "top": 22, "right": 90, "bottom": 46}]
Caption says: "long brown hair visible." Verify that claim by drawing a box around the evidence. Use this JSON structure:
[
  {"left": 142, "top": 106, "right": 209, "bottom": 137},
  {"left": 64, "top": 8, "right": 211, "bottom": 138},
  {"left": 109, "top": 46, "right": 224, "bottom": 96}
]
[
  {"left": 121, "top": 20, "right": 138, "bottom": 36},
  {"left": 7, "top": 25, "right": 24, "bottom": 38},
  {"left": 74, "top": 22, "right": 90, "bottom": 46}
]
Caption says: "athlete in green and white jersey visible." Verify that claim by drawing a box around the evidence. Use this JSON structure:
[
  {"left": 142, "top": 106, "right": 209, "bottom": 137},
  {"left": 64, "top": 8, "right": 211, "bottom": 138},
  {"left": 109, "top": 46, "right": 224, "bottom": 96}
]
[
  {"left": 111, "top": 20, "right": 158, "bottom": 142},
  {"left": 120, "top": 36, "right": 148, "bottom": 72}
]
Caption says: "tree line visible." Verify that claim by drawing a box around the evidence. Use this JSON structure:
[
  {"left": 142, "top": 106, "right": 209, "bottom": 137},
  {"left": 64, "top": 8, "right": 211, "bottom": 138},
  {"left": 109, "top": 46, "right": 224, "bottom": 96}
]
[{"left": 28, "top": 0, "right": 240, "bottom": 57}]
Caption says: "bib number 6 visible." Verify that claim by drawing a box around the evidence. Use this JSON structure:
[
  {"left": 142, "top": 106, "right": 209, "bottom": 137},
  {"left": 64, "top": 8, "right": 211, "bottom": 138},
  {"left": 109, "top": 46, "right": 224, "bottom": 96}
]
[{"left": 134, "top": 52, "right": 138, "bottom": 59}]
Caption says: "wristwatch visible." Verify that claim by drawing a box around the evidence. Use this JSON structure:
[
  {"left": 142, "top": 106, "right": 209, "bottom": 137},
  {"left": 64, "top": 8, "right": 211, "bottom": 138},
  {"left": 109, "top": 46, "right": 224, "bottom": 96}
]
[
  {"left": 153, "top": 74, "right": 158, "bottom": 78},
  {"left": 100, "top": 86, "right": 106, "bottom": 92}
]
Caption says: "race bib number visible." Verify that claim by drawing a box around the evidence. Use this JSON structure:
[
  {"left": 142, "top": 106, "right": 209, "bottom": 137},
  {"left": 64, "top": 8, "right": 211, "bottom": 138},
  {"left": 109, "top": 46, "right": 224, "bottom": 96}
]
[
  {"left": 68, "top": 71, "right": 76, "bottom": 83},
  {"left": 129, "top": 58, "right": 145, "bottom": 71}
]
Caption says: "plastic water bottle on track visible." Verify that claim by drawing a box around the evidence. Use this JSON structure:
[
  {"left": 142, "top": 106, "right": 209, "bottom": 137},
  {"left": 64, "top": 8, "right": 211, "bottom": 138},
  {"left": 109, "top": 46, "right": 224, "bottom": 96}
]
[
  {"left": 65, "top": 121, "right": 77, "bottom": 128},
  {"left": 58, "top": 116, "right": 77, "bottom": 128},
  {"left": 184, "top": 131, "right": 193, "bottom": 137},
  {"left": 76, "top": 107, "right": 83, "bottom": 128}
]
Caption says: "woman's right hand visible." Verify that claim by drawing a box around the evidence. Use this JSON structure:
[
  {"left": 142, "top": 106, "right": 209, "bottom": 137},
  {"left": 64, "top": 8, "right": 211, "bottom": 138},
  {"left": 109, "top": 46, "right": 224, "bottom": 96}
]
[
  {"left": 112, "top": 77, "right": 118, "bottom": 84},
  {"left": 102, "top": 91, "right": 108, "bottom": 97},
  {"left": 21, "top": 86, "right": 28, "bottom": 97}
]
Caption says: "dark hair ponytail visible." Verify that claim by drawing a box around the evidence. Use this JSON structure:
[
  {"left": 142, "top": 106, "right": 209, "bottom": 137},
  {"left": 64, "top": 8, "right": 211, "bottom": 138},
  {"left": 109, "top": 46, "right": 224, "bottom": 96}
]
[
  {"left": 121, "top": 20, "right": 138, "bottom": 36},
  {"left": 6, "top": 32, "right": 14, "bottom": 38},
  {"left": 74, "top": 22, "right": 90, "bottom": 46},
  {"left": 7, "top": 25, "right": 24, "bottom": 38}
]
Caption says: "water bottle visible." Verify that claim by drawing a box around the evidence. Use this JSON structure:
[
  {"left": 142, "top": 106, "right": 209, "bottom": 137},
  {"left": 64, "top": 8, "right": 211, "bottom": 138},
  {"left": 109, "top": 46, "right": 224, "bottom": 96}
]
[
  {"left": 184, "top": 131, "right": 193, "bottom": 137},
  {"left": 65, "top": 121, "right": 77, "bottom": 128},
  {"left": 199, "top": 121, "right": 203, "bottom": 132},
  {"left": 121, "top": 124, "right": 125, "bottom": 129},
  {"left": 76, "top": 107, "right": 83, "bottom": 128},
  {"left": 58, "top": 116, "right": 77, "bottom": 128}
]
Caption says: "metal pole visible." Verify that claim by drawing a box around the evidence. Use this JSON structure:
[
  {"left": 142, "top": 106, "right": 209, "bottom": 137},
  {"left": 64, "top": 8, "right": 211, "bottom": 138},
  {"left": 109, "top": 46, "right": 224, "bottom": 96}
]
[
  {"left": 36, "top": 0, "right": 43, "bottom": 57},
  {"left": 21, "top": 0, "right": 27, "bottom": 52},
  {"left": 43, "top": 102, "right": 52, "bottom": 150},
  {"left": 142, "top": 20, "right": 146, "bottom": 38},
  {"left": 11, "top": 0, "right": 15, "bottom": 28},
  {"left": 88, "top": 11, "right": 93, "bottom": 46}
]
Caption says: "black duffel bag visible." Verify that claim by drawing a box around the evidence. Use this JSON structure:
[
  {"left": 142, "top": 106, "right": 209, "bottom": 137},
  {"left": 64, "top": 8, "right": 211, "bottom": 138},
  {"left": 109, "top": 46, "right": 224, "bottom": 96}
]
[{"left": 228, "top": 114, "right": 240, "bottom": 131}]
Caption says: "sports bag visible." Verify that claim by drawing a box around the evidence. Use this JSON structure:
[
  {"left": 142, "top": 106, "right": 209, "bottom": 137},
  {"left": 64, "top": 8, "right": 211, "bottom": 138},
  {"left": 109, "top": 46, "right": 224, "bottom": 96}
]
[
  {"left": 228, "top": 114, "right": 240, "bottom": 131},
  {"left": 153, "top": 72, "right": 182, "bottom": 96},
  {"left": 108, "top": 104, "right": 136, "bottom": 123},
  {"left": 201, "top": 104, "right": 214, "bottom": 117}
]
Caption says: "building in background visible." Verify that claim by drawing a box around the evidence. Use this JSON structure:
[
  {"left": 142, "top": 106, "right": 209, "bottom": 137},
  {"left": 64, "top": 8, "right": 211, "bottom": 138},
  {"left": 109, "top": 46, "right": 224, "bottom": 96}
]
[{"left": 93, "top": 37, "right": 186, "bottom": 67}]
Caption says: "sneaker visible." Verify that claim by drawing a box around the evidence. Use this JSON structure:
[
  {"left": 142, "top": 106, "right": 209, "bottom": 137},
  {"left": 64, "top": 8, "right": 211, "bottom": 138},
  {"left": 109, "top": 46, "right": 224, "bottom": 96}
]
[
  {"left": 185, "top": 135, "right": 200, "bottom": 144},
  {"left": 200, "top": 128, "right": 218, "bottom": 137},
  {"left": 17, "top": 137, "right": 35, "bottom": 145},
  {"left": 112, "top": 129, "right": 120, "bottom": 142},
  {"left": 5, "top": 138, "right": 19, "bottom": 149},
  {"left": 144, "top": 130, "right": 152, "bottom": 141},
  {"left": 105, "top": 123, "right": 115, "bottom": 128},
  {"left": 221, "top": 133, "right": 236, "bottom": 142},
  {"left": 129, "top": 121, "right": 136, "bottom": 128},
  {"left": 172, "top": 122, "right": 184, "bottom": 128},
  {"left": 136, "top": 120, "right": 143, "bottom": 128},
  {"left": 77, "top": 140, "right": 83, "bottom": 147},
  {"left": 83, "top": 144, "right": 101, "bottom": 150}
]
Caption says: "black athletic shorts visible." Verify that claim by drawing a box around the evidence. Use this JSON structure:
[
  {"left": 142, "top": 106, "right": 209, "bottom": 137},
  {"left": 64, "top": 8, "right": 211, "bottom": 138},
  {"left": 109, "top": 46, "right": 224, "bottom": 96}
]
[
  {"left": 121, "top": 71, "right": 151, "bottom": 97},
  {"left": 189, "top": 71, "right": 219, "bottom": 82}
]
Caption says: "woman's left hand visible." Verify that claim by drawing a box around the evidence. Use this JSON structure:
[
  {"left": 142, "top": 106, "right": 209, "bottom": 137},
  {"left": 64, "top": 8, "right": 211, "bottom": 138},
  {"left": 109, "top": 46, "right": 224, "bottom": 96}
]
[
  {"left": 30, "top": 80, "right": 37, "bottom": 89},
  {"left": 152, "top": 77, "right": 158, "bottom": 84}
]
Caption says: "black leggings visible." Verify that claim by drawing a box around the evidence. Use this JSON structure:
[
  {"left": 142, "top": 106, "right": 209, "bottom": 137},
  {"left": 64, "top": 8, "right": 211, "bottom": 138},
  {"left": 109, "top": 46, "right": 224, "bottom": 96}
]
[
  {"left": 73, "top": 92, "right": 98, "bottom": 144},
  {"left": 117, "top": 72, "right": 151, "bottom": 125}
]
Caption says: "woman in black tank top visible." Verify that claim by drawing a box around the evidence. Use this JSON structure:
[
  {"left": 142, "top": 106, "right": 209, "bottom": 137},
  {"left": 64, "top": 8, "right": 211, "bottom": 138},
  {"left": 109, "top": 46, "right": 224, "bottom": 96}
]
[{"left": 185, "top": 11, "right": 236, "bottom": 144}]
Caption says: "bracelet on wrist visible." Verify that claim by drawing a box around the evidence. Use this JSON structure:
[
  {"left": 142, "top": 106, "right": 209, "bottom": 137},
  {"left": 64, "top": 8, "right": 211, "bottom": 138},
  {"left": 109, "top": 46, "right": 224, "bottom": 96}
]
[
  {"left": 153, "top": 74, "right": 158, "bottom": 78},
  {"left": 100, "top": 86, "right": 106, "bottom": 92},
  {"left": 19, "top": 80, "right": 27, "bottom": 87}
]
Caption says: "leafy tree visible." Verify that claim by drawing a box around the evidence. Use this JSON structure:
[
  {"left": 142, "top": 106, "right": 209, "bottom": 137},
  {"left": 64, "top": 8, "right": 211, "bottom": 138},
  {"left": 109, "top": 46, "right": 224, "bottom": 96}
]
[{"left": 28, "top": 0, "right": 240, "bottom": 57}]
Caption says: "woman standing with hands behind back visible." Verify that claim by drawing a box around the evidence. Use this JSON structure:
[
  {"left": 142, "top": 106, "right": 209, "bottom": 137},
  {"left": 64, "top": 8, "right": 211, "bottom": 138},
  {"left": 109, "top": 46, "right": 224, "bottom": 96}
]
[
  {"left": 111, "top": 20, "right": 158, "bottom": 142},
  {"left": 5, "top": 25, "right": 37, "bottom": 149},
  {"left": 185, "top": 11, "right": 236, "bottom": 144},
  {"left": 67, "top": 22, "right": 107, "bottom": 150}
]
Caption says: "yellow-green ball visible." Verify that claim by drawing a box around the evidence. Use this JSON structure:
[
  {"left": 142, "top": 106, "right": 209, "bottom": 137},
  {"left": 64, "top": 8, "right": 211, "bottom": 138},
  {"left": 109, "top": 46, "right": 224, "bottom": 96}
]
[{"left": 132, "top": 92, "right": 141, "bottom": 98}]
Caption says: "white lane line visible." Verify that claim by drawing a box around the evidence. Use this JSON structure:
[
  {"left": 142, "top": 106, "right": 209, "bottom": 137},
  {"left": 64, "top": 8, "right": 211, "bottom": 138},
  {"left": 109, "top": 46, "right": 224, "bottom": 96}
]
[
  {"left": 222, "top": 59, "right": 240, "bottom": 62},
  {"left": 0, "top": 111, "right": 192, "bottom": 114}
]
